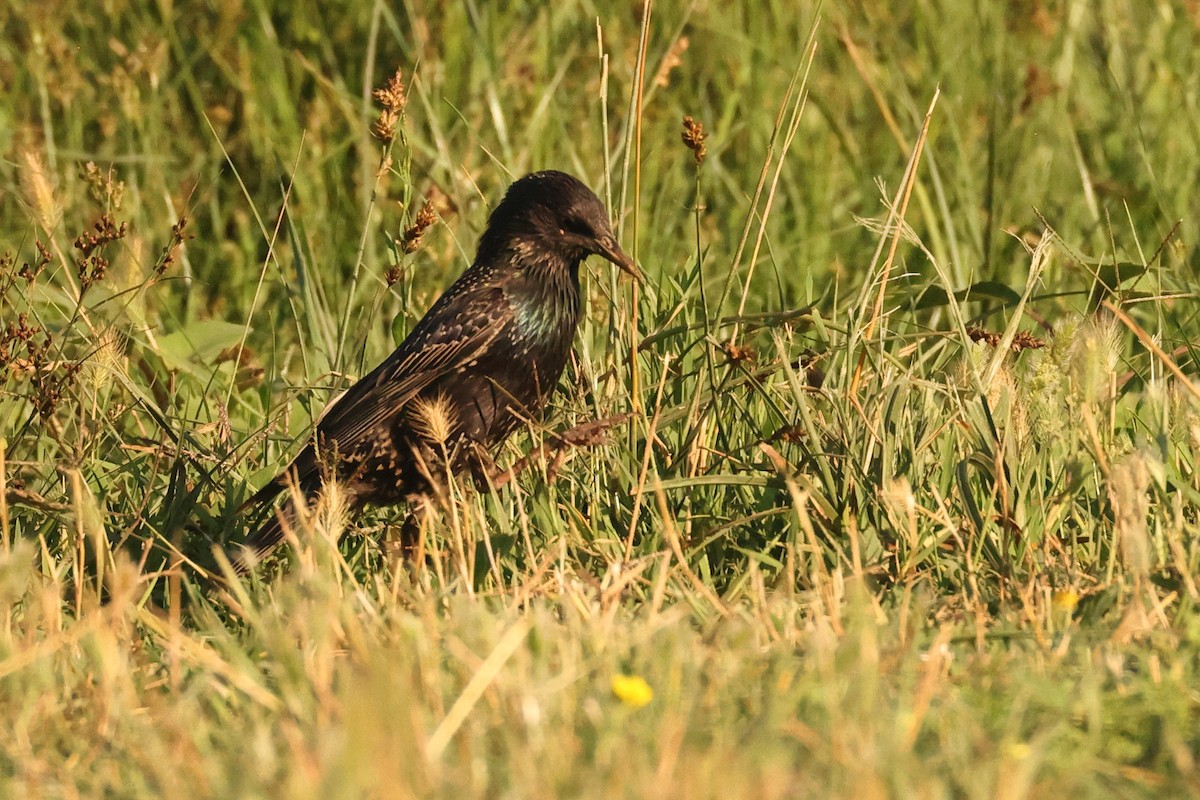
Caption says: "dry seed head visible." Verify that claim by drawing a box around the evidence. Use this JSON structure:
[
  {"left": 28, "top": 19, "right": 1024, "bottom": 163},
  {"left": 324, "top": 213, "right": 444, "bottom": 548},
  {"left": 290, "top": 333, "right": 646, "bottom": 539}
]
[
  {"left": 0, "top": 313, "right": 40, "bottom": 370},
  {"left": 722, "top": 339, "right": 755, "bottom": 364},
  {"left": 19, "top": 240, "right": 52, "bottom": 283},
  {"left": 32, "top": 358, "right": 81, "bottom": 420},
  {"left": 1020, "top": 317, "right": 1080, "bottom": 442},
  {"left": 1011, "top": 330, "right": 1047, "bottom": 352},
  {"left": 400, "top": 201, "right": 437, "bottom": 253},
  {"left": 372, "top": 67, "right": 408, "bottom": 143},
  {"left": 654, "top": 36, "right": 690, "bottom": 87},
  {"left": 0, "top": 316, "right": 32, "bottom": 371},
  {"left": 81, "top": 161, "right": 125, "bottom": 212},
  {"left": 73, "top": 214, "right": 128, "bottom": 291},
  {"left": 880, "top": 477, "right": 918, "bottom": 543},
  {"left": 681, "top": 115, "right": 707, "bottom": 165},
  {"left": 74, "top": 214, "right": 128, "bottom": 256},
  {"left": 313, "top": 478, "right": 351, "bottom": 542},
  {"left": 986, "top": 362, "right": 1030, "bottom": 449},
  {"left": 967, "top": 326, "right": 1002, "bottom": 348},
  {"left": 84, "top": 329, "right": 127, "bottom": 395},
  {"left": 1069, "top": 315, "right": 1122, "bottom": 404},
  {"left": 376, "top": 152, "right": 394, "bottom": 181},
  {"left": 410, "top": 393, "right": 456, "bottom": 445},
  {"left": 1168, "top": 382, "right": 1200, "bottom": 450},
  {"left": 19, "top": 151, "right": 63, "bottom": 233},
  {"left": 967, "top": 325, "right": 1046, "bottom": 353},
  {"left": 155, "top": 216, "right": 191, "bottom": 277}
]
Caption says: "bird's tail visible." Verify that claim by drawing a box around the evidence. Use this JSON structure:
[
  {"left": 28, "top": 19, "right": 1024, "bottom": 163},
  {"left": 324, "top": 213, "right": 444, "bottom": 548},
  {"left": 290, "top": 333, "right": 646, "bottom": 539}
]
[
  {"left": 230, "top": 498, "right": 297, "bottom": 575},
  {"left": 229, "top": 479, "right": 359, "bottom": 576}
]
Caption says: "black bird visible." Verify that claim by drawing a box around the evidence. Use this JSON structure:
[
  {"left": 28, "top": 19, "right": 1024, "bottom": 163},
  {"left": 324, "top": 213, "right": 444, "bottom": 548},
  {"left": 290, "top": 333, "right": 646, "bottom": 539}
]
[{"left": 232, "top": 170, "right": 637, "bottom": 571}]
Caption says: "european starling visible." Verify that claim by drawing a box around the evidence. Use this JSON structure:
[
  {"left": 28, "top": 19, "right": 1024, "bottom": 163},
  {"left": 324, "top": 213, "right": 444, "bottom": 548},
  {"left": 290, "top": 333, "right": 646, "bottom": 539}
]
[{"left": 233, "top": 170, "right": 637, "bottom": 571}]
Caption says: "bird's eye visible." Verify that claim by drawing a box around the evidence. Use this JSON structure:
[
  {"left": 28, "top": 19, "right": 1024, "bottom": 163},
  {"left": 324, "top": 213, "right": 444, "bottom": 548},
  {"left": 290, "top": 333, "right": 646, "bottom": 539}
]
[{"left": 561, "top": 217, "right": 593, "bottom": 239}]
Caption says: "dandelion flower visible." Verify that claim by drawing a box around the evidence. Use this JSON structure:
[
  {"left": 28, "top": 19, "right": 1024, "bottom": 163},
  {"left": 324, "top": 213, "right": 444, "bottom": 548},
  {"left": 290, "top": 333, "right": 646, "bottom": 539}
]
[
  {"left": 611, "top": 674, "right": 653, "bottom": 708},
  {"left": 1052, "top": 590, "right": 1079, "bottom": 613}
]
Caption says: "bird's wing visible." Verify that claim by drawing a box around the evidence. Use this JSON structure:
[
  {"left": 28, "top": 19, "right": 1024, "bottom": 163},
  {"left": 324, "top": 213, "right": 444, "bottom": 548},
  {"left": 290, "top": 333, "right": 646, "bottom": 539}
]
[
  {"left": 271, "top": 284, "right": 513, "bottom": 487},
  {"left": 233, "top": 283, "right": 509, "bottom": 560}
]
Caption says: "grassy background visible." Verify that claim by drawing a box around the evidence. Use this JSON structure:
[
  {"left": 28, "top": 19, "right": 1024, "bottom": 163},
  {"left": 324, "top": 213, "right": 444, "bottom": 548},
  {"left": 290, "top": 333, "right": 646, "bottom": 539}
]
[{"left": 3, "top": 0, "right": 1200, "bottom": 796}]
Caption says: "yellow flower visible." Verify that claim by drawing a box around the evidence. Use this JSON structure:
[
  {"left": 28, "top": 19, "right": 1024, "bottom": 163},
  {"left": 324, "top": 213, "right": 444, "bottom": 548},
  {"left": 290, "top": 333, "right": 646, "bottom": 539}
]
[
  {"left": 1052, "top": 590, "right": 1079, "bottom": 613},
  {"left": 611, "top": 674, "right": 654, "bottom": 708},
  {"left": 1003, "top": 741, "right": 1032, "bottom": 761}
]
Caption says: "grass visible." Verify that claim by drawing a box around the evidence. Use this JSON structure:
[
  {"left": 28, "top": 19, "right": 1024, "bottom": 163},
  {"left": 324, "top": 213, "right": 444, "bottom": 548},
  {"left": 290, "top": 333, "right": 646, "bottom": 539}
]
[{"left": 2, "top": 0, "right": 1200, "bottom": 796}]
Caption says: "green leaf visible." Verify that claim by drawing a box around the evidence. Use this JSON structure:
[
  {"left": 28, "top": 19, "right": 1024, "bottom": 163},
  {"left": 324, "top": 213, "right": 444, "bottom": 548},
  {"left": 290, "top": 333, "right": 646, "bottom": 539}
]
[
  {"left": 914, "top": 281, "right": 1022, "bottom": 310},
  {"left": 156, "top": 321, "right": 249, "bottom": 372}
]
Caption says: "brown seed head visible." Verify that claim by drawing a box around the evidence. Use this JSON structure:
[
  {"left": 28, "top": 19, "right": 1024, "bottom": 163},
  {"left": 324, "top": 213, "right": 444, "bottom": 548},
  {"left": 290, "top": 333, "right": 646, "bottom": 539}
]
[
  {"left": 73, "top": 213, "right": 127, "bottom": 291},
  {"left": 722, "top": 339, "right": 755, "bottom": 365},
  {"left": 372, "top": 67, "right": 408, "bottom": 143},
  {"left": 154, "top": 216, "right": 192, "bottom": 277},
  {"left": 0, "top": 313, "right": 43, "bottom": 370},
  {"left": 967, "top": 325, "right": 1046, "bottom": 353},
  {"left": 19, "top": 240, "right": 52, "bottom": 283},
  {"left": 401, "top": 201, "right": 437, "bottom": 254},
  {"left": 681, "top": 115, "right": 707, "bottom": 165}
]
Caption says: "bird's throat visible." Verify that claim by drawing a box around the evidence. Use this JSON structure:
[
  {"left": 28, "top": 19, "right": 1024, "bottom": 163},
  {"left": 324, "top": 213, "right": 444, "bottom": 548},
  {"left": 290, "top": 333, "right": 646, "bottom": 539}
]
[{"left": 512, "top": 257, "right": 581, "bottom": 342}]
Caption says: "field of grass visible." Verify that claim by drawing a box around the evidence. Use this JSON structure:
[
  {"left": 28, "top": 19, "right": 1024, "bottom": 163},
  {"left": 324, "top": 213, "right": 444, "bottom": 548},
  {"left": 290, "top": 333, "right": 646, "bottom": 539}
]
[{"left": 3, "top": 0, "right": 1200, "bottom": 796}]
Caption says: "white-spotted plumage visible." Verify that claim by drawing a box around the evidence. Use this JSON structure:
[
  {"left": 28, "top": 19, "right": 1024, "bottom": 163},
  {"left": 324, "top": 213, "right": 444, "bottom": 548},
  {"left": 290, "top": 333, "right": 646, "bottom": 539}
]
[{"left": 232, "top": 171, "right": 636, "bottom": 571}]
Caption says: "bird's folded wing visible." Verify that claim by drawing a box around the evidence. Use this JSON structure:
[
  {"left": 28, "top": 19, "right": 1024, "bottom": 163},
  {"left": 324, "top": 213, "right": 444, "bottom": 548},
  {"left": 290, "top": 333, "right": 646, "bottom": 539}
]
[
  {"left": 238, "top": 285, "right": 512, "bottom": 505},
  {"left": 308, "top": 286, "right": 512, "bottom": 454}
]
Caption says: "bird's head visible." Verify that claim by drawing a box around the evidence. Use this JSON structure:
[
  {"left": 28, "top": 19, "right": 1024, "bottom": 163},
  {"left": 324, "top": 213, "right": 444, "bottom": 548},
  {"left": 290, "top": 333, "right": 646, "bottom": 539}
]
[{"left": 479, "top": 171, "right": 640, "bottom": 282}]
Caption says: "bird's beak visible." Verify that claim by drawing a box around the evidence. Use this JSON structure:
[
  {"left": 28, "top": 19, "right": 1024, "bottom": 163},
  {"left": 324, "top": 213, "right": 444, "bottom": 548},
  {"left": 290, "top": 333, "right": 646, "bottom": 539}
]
[{"left": 595, "top": 236, "right": 643, "bottom": 283}]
